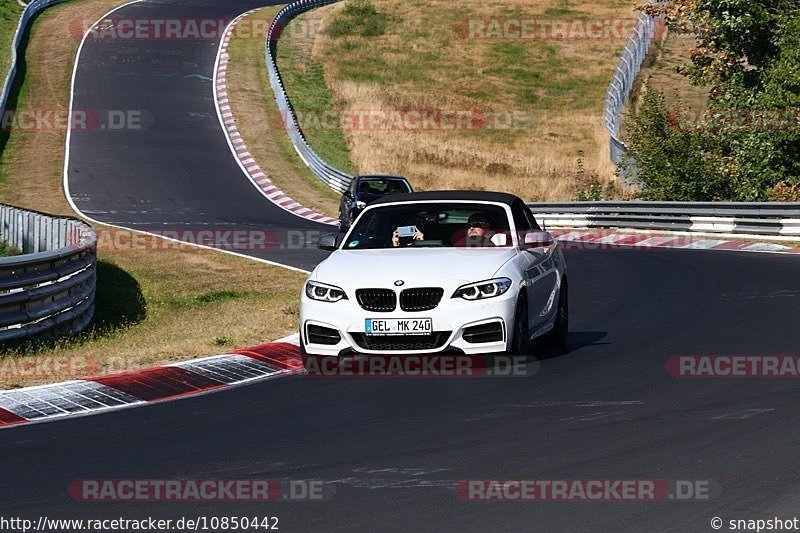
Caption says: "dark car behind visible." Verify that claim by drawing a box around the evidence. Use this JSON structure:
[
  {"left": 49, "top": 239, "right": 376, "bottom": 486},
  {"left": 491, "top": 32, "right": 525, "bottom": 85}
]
[{"left": 338, "top": 174, "right": 413, "bottom": 230}]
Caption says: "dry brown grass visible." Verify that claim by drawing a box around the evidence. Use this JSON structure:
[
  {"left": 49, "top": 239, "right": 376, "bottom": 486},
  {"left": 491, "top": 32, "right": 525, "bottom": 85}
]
[
  {"left": 636, "top": 31, "right": 709, "bottom": 111},
  {"left": 225, "top": 6, "right": 341, "bottom": 217},
  {"left": 0, "top": 0, "right": 306, "bottom": 389},
  {"left": 308, "top": 0, "right": 641, "bottom": 199}
]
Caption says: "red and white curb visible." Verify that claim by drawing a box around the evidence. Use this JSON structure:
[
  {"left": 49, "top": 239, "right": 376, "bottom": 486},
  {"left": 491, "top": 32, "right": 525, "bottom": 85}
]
[
  {"left": 2, "top": 230, "right": 798, "bottom": 429},
  {"left": 214, "top": 11, "right": 338, "bottom": 226},
  {"left": 551, "top": 229, "right": 800, "bottom": 254},
  {"left": 0, "top": 335, "right": 303, "bottom": 429}
]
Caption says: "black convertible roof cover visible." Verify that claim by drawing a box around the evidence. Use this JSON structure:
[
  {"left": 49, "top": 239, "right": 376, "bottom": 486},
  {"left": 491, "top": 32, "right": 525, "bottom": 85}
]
[{"left": 370, "top": 190, "right": 521, "bottom": 206}]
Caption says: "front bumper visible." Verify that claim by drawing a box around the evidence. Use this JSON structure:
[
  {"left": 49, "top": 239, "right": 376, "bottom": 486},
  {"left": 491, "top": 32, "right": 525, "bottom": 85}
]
[{"left": 300, "top": 289, "right": 517, "bottom": 356}]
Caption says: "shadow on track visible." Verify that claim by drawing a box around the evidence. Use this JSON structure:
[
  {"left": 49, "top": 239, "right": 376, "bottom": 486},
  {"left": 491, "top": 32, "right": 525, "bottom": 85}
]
[{"left": 536, "top": 330, "right": 608, "bottom": 360}]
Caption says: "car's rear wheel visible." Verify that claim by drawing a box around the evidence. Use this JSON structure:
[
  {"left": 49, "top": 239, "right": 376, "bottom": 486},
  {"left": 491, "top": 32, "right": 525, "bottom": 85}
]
[
  {"left": 507, "top": 295, "right": 530, "bottom": 355},
  {"left": 541, "top": 278, "right": 569, "bottom": 352}
]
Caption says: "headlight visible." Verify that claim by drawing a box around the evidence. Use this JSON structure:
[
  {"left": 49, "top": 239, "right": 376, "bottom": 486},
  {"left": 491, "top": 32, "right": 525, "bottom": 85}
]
[
  {"left": 305, "top": 281, "right": 348, "bottom": 302},
  {"left": 452, "top": 278, "right": 512, "bottom": 301}
]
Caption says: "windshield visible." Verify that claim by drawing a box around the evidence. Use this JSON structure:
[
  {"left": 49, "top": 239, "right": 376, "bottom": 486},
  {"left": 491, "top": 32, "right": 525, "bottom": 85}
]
[
  {"left": 343, "top": 203, "right": 512, "bottom": 249},
  {"left": 357, "top": 177, "right": 412, "bottom": 195}
]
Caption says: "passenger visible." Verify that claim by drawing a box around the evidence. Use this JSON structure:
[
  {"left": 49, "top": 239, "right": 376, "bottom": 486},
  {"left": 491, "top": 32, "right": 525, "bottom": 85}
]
[{"left": 392, "top": 217, "right": 425, "bottom": 247}]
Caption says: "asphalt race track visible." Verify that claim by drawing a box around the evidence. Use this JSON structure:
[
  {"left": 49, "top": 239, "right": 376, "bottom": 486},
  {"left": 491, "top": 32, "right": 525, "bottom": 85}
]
[
  {"left": 66, "top": 0, "right": 330, "bottom": 270},
  {"left": 3, "top": 1, "right": 800, "bottom": 531}
]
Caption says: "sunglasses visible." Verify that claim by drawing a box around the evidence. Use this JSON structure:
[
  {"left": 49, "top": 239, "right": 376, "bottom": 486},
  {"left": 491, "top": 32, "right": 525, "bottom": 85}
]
[{"left": 467, "top": 221, "right": 490, "bottom": 229}]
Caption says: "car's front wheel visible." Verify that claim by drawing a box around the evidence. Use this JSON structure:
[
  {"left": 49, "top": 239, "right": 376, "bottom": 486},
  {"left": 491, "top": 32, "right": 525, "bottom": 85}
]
[
  {"left": 541, "top": 278, "right": 569, "bottom": 352},
  {"left": 507, "top": 296, "right": 530, "bottom": 355},
  {"left": 300, "top": 335, "right": 340, "bottom": 375}
]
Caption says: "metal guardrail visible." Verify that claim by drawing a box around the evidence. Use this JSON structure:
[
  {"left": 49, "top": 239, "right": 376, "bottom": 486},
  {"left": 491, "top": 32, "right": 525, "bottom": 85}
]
[
  {"left": 0, "top": 204, "right": 97, "bottom": 342},
  {"left": 1, "top": 0, "right": 69, "bottom": 118},
  {"left": 528, "top": 202, "right": 800, "bottom": 237},
  {"left": 265, "top": 0, "right": 353, "bottom": 194},
  {"left": 1, "top": 1, "right": 97, "bottom": 342}
]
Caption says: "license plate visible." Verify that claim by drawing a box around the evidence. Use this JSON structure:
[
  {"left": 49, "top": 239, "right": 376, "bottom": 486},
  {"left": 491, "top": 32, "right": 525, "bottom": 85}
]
[{"left": 365, "top": 318, "right": 433, "bottom": 336}]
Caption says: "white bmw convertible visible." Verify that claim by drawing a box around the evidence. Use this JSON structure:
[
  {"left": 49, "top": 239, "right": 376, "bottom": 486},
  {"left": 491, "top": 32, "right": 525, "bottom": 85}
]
[{"left": 299, "top": 191, "right": 568, "bottom": 366}]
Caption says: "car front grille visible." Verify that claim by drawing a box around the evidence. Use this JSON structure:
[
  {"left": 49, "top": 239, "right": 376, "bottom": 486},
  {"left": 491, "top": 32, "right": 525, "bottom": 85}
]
[
  {"left": 356, "top": 289, "right": 397, "bottom": 312},
  {"left": 399, "top": 288, "right": 444, "bottom": 312},
  {"left": 351, "top": 332, "right": 451, "bottom": 351}
]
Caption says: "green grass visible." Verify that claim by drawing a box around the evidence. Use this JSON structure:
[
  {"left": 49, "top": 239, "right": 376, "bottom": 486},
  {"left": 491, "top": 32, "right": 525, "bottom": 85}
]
[
  {"left": 277, "top": 12, "right": 358, "bottom": 175},
  {"left": 0, "top": 240, "right": 20, "bottom": 257},
  {"left": 321, "top": 3, "right": 614, "bottom": 112},
  {"left": 0, "top": 1, "right": 22, "bottom": 77},
  {"left": 325, "top": 0, "right": 390, "bottom": 38},
  {"left": 160, "top": 289, "right": 258, "bottom": 310}
]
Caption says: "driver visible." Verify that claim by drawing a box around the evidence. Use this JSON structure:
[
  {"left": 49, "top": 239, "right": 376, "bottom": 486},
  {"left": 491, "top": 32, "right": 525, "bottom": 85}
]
[{"left": 452, "top": 213, "right": 494, "bottom": 247}]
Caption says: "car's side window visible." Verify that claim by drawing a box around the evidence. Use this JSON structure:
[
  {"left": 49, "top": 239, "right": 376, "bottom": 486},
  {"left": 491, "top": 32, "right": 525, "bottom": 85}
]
[
  {"left": 511, "top": 201, "right": 531, "bottom": 232},
  {"left": 523, "top": 204, "right": 541, "bottom": 230}
]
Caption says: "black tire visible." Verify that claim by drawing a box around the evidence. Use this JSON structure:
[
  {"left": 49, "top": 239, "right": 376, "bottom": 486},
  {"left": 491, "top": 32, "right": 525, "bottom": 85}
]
[
  {"left": 507, "top": 295, "right": 531, "bottom": 356},
  {"left": 541, "top": 279, "right": 569, "bottom": 352}
]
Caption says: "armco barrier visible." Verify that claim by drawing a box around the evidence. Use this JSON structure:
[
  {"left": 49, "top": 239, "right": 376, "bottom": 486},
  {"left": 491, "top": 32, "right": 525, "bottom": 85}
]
[
  {"left": 1, "top": 0, "right": 70, "bottom": 118},
  {"left": 528, "top": 202, "right": 800, "bottom": 238},
  {"left": 0, "top": 204, "right": 97, "bottom": 342},
  {"left": 0, "top": 0, "right": 97, "bottom": 343},
  {"left": 265, "top": 0, "right": 353, "bottom": 194}
]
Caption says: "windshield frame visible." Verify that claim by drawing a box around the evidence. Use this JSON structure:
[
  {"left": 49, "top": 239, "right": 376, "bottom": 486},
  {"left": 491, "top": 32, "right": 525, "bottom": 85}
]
[{"left": 338, "top": 199, "right": 519, "bottom": 251}]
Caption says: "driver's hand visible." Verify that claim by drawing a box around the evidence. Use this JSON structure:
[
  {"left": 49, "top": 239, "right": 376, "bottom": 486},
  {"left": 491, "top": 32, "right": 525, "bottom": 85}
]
[
  {"left": 392, "top": 230, "right": 400, "bottom": 247},
  {"left": 413, "top": 230, "right": 424, "bottom": 240}
]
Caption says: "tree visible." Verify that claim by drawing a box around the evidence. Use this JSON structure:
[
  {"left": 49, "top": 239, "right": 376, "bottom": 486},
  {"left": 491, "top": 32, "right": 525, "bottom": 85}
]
[{"left": 626, "top": 2, "right": 800, "bottom": 200}]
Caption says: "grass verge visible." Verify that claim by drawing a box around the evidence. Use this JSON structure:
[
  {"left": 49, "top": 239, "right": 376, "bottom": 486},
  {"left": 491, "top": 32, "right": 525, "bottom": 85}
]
[
  {"left": 275, "top": 7, "right": 358, "bottom": 175},
  {"left": 631, "top": 31, "right": 708, "bottom": 113},
  {"left": 299, "top": 0, "right": 642, "bottom": 199},
  {"left": 0, "top": 1, "right": 22, "bottom": 78},
  {"left": 0, "top": 0, "right": 307, "bottom": 389},
  {"left": 225, "top": 6, "right": 342, "bottom": 217}
]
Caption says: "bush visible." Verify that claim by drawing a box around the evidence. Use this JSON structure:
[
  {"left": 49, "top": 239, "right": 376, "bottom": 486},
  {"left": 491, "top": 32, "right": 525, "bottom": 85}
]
[
  {"left": 625, "top": 4, "right": 800, "bottom": 201},
  {"left": 0, "top": 241, "right": 21, "bottom": 257}
]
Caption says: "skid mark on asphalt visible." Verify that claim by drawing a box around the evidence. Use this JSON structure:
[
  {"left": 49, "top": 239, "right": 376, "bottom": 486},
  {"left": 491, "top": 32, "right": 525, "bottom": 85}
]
[{"left": 327, "top": 468, "right": 457, "bottom": 490}]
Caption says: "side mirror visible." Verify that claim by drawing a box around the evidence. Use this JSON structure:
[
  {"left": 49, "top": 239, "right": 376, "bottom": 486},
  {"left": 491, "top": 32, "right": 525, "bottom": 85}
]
[
  {"left": 317, "top": 232, "right": 339, "bottom": 251},
  {"left": 523, "top": 230, "right": 554, "bottom": 248},
  {"left": 490, "top": 233, "right": 508, "bottom": 246}
]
